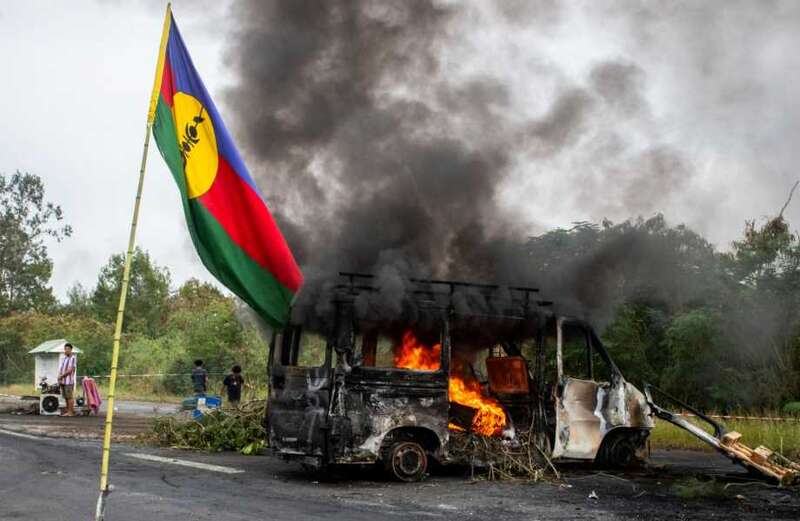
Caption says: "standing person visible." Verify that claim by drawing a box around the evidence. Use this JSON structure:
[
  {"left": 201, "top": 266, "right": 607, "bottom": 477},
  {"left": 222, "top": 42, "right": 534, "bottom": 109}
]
[
  {"left": 58, "top": 343, "right": 77, "bottom": 416},
  {"left": 191, "top": 359, "right": 208, "bottom": 397},
  {"left": 220, "top": 365, "right": 245, "bottom": 408}
]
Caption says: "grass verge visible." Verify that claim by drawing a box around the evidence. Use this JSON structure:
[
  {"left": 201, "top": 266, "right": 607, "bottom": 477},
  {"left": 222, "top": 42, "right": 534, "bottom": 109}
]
[{"left": 650, "top": 416, "right": 800, "bottom": 460}]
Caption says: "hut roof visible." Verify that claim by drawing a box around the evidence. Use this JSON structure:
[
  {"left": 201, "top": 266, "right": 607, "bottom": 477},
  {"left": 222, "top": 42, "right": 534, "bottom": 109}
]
[{"left": 28, "top": 339, "right": 82, "bottom": 354}]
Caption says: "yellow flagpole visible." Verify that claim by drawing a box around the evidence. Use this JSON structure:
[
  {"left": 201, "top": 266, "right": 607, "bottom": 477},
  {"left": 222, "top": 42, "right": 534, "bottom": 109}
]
[{"left": 95, "top": 4, "right": 172, "bottom": 521}]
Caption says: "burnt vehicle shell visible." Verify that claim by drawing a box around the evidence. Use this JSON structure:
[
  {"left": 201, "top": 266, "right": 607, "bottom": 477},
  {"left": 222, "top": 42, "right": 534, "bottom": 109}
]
[
  {"left": 551, "top": 317, "right": 654, "bottom": 465},
  {"left": 268, "top": 317, "right": 451, "bottom": 478},
  {"left": 267, "top": 276, "right": 654, "bottom": 480}
]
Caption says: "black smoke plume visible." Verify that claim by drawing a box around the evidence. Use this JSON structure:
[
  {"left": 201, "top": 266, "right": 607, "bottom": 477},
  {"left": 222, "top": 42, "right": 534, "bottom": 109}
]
[
  {"left": 224, "top": 1, "right": 535, "bottom": 316},
  {"left": 222, "top": 1, "right": 706, "bottom": 322},
  {"left": 220, "top": 0, "right": 800, "bottom": 410}
]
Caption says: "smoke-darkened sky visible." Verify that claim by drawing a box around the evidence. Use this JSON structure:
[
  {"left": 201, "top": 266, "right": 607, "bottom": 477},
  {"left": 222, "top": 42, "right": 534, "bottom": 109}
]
[{"left": 2, "top": 0, "right": 799, "bottom": 296}]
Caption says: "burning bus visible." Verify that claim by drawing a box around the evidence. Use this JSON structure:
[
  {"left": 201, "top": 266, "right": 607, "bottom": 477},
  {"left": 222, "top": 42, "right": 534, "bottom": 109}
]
[{"left": 267, "top": 273, "right": 654, "bottom": 481}]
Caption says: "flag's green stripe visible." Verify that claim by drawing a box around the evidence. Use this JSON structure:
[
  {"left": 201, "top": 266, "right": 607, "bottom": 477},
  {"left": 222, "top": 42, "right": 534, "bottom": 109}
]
[
  {"left": 152, "top": 95, "right": 294, "bottom": 327},
  {"left": 152, "top": 96, "right": 185, "bottom": 190},
  {"left": 189, "top": 198, "right": 296, "bottom": 327}
]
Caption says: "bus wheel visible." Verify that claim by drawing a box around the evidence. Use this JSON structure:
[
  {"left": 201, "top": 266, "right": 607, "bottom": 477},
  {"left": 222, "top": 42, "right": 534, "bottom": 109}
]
[
  {"left": 385, "top": 441, "right": 428, "bottom": 482},
  {"left": 600, "top": 434, "right": 638, "bottom": 468}
]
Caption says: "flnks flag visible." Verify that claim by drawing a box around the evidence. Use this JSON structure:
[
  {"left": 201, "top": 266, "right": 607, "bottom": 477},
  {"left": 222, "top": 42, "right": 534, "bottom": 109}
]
[{"left": 149, "top": 7, "right": 303, "bottom": 327}]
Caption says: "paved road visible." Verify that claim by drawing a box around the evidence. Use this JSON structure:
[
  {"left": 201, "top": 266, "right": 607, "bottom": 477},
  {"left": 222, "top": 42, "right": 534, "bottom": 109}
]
[{"left": 1, "top": 429, "right": 798, "bottom": 520}]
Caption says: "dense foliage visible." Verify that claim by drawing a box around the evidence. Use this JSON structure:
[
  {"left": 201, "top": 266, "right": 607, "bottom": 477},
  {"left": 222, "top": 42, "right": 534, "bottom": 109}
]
[
  {"left": 0, "top": 274, "right": 270, "bottom": 394},
  {"left": 528, "top": 213, "right": 800, "bottom": 410},
  {"left": 90, "top": 247, "right": 172, "bottom": 336},
  {"left": 1, "top": 172, "right": 798, "bottom": 412}
]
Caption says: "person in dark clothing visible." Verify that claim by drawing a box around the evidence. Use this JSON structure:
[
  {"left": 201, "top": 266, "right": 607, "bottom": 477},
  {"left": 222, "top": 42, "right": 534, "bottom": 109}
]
[
  {"left": 191, "top": 359, "right": 208, "bottom": 396},
  {"left": 220, "top": 365, "right": 245, "bottom": 407}
]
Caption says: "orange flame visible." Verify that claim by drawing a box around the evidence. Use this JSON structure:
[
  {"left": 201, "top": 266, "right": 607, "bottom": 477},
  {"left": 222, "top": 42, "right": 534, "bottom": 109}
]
[
  {"left": 393, "top": 330, "right": 506, "bottom": 437},
  {"left": 448, "top": 358, "right": 506, "bottom": 436},
  {"left": 394, "top": 330, "right": 442, "bottom": 371}
]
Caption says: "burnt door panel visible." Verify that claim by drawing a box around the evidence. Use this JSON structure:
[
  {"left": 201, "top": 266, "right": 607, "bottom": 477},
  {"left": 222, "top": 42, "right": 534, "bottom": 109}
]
[
  {"left": 552, "top": 377, "right": 603, "bottom": 459},
  {"left": 552, "top": 318, "right": 604, "bottom": 460},
  {"left": 269, "top": 328, "right": 332, "bottom": 458}
]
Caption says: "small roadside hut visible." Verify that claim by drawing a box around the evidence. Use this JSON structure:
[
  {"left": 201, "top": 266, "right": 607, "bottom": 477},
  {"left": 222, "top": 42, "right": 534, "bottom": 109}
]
[{"left": 28, "top": 339, "right": 82, "bottom": 390}]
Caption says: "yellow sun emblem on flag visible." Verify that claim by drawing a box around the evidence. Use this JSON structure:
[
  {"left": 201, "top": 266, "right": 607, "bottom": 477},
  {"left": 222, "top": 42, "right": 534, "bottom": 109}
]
[{"left": 173, "top": 92, "right": 218, "bottom": 198}]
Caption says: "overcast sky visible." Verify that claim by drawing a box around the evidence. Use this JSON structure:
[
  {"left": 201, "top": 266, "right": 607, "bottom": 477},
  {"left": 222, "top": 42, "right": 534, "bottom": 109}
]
[
  {"left": 2, "top": 0, "right": 232, "bottom": 298},
  {"left": 2, "top": 1, "right": 799, "bottom": 299}
]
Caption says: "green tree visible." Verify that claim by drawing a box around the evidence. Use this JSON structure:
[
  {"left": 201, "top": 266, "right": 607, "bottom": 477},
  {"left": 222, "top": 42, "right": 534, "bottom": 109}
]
[
  {"left": 122, "top": 281, "right": 267, "bottom": 395},
  {"left": 723, "top": 212, "right": 800, "bottom": 404},
  {"left": 91, "top": 247, "right": 171, "bottom": 335},
  {"left": 62, "top": 282, "right": 92, "bottom": 315},
  {"left": 660, "top": 308, "right": 727, "bottom": 409},
  {"left": 601, "top": 303, "right": 667, "bottom": 387},
  {"left": 169, "top": 278, "right": 224, "bottom": 311},
  {"left": 525, "top": 215, "right": 726, "bottom": 321},
  {"left": 169, "top": 295, "right": 244, "bottom": 372},
  {"left": 0, "top": 171, "right": 71, "bottom": 316}
]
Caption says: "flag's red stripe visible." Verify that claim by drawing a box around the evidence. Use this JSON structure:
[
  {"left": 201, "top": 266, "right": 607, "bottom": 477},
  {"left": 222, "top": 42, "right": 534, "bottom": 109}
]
[
  {"left": 198, "top": 157, "right": 303, "bottom": 293},
  {"left": 160, "top": 55, "right": 175, "bottom": 107}
]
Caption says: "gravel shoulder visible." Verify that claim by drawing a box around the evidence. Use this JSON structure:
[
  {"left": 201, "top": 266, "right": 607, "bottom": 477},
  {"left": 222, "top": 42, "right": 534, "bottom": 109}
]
[{"left": 0, "top": 398, "right": 179, "bottom": 440}]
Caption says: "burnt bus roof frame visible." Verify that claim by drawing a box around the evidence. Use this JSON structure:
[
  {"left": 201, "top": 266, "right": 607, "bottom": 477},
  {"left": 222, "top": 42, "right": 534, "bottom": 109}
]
[
  {"left": 332, "top": 275, "right": 621, "bottom": 381},
  {"left": 336, "top": 272, "right": 552, "bottom": 315},
  {"left": 339, "top": 271, "right": 540, "bottom": 294}
]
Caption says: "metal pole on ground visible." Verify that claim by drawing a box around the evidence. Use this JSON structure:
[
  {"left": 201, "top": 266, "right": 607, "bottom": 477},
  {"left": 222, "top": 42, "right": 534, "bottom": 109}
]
[{"left": 94, "top": 5, "right": 171, "bottom": 520}]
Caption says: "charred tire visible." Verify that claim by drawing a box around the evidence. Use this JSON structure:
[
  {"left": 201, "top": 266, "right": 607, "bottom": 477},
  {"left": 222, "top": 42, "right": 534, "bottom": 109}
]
[
  {"left": 384, "top": 441, "right": 428, "bottom": 482},
  {"left": 598, "top": 433, "right": 639, "bottom": 469}
]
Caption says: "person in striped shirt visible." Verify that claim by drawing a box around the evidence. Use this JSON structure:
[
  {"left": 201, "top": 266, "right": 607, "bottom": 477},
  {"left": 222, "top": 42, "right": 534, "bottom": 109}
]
[{"left": 58, "top": 343, "right": 77, "bottom": 416}]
